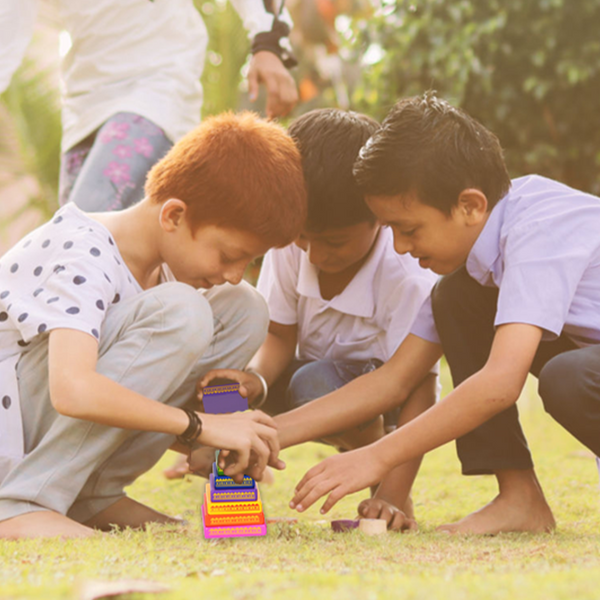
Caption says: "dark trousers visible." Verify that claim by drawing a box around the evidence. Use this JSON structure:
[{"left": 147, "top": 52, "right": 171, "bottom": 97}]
[{"left": 431, "top": 266, "right": 600, "bottom": 475}]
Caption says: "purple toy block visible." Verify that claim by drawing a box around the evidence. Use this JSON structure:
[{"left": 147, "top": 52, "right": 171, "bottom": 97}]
[
  {"left": 209, "top": 474, "right": 258, "bottom": 502},
  {"left": 202, "top": 383, "right": 248, "bottom": 414}
]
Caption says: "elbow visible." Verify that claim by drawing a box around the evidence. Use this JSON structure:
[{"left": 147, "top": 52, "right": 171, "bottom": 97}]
[
  {"left": 378, "top": 363, "right": 411, "bottom": 408},
  {"left": 479, "top": 363, "right": 529, "bottom": 414},
  {"left": 49, "top": 377, "right": 88, "bottom": 418},
  {"left": 481, "top": 371, "right": 522, "bottom": 414},
  {"left": 49, "top": 391, "right": 77, "bottom": 417}
]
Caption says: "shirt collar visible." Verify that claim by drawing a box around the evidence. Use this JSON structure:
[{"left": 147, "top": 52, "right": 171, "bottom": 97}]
[
  {"left": 296, "top": 227, "right": 389, "bottom": 318},
  {"left": 466, "top": 196, "right": 508, "bottom": 286}
]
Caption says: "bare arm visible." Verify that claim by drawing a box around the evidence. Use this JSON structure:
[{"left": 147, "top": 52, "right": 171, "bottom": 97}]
[
  {"left": 48, "top": 329, "right": 283, "bottom": 476},
  {"left": 276, "top": 333, "right": 443, "bottom": 449},
  {"left": 248, "top": 321, "right": 297, "bottom": 386},
  {"left": 359, "top": 372, "right": 437, "bottom": 529},
  {"left": 290, "top": 323, "right": 543, "bottom": 513}
]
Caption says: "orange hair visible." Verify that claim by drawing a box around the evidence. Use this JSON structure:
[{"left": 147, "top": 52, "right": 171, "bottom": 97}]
[{"left": 145, "top": 112, "right": 307, "bottom": 247}]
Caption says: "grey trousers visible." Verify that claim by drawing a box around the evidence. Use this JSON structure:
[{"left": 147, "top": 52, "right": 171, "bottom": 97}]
[{"left": 0, "top": 281, "right": 268, "bottom": 523}]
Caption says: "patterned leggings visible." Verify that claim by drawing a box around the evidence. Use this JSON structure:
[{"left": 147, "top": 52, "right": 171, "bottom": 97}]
[{"left": 58, "top": 113, "right": 173, "bottom": 211}]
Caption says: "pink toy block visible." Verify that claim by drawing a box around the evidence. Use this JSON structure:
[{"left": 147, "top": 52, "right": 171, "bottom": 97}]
[{"left": 202, "top": 508, "right": 267, "bottom": 538}]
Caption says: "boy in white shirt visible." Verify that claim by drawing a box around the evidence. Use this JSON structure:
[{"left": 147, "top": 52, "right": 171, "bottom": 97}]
[{"left": 199, "top": 109, "right": 438, "bottom": 529}]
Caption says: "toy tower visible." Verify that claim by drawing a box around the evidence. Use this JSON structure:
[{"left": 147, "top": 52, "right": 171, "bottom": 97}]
[{"left": 201, "top": 382, "right": 267, "bottom": 539}]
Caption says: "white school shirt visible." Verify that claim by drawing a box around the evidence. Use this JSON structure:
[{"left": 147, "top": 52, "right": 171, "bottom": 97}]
[
  {"left": 257, "top": 227, "right": 438, "bottom": 363},
  {"left": 0, "top": 0, "right": 292, "bottom": 152},
  {"left": 411, "top": 175, "right": 600, "bottom": 347},
  {"left": 0, "top": 204, "right": 142, "bottom": 479}
]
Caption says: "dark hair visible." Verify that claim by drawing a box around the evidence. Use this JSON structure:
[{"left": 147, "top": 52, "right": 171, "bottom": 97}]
[
  {"left": 288, "top": 108, "right": 380, "bottom": 232},
  {"left": 353, "top": 93, "right": 511, "bottom": 214},
  {"left": 146, "top": 111, "right": 306, "bottom": 248}
]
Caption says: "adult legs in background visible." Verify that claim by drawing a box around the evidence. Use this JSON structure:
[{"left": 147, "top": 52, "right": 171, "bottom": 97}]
[
  {"left": 59, "top": 113, "right": 172, "bottom": 211},
  {"left": 431, "top": 266, "right": 578, "bottom": 534}
]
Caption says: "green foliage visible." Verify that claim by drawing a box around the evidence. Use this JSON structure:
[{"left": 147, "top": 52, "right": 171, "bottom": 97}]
[
  {"left": 1, "top": 53, "right": 62, "bottom": 219},
  {"left": 196, "top": 0, "right": 247, "bottom": 117},
  {"left": 347, "top": 0, "right": 600, "bottom": 194}
]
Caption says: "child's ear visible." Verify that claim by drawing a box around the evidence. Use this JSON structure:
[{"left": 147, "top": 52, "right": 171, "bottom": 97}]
[
  {"left": 159, "top": 198, "right": 188, "bottom": 232},
  {"left": 457, "top": 189, "right": 488, "bottom": 225}
]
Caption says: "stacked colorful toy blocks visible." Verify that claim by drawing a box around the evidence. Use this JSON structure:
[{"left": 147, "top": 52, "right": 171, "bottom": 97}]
[
  {"left": 202, "top": 463, "right": 266, "bottom": 538},
  {"left": 200, "top": 382, "right": 266, "bottom": 538}
]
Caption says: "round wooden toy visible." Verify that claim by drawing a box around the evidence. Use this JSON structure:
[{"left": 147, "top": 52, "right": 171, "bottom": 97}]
[{"left": 358, "top": 518, "right": 387, "bottom": 535}]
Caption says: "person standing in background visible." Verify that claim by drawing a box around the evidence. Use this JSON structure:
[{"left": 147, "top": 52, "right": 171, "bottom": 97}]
[{"left": 0, "top": 0, "right": 299, "bottom": 211}]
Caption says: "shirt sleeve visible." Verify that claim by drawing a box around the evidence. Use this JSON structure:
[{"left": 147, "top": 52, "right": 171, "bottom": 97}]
[
  {"left": 0, "top": 0, "right": 37, "bottom": 93},
  {"left": 385, "top": 274, "right": 437, "bottom": 358},
  {"left": 11, "top": 251, "right": 118, "bottom": 344},
  {"left": 495, "top": 220, "right": 593, "bottom": 340},
  {"left": 256, "top": 247, "right": 299, "bottom": 325},
  {"left": 229, "top": 0, "right": 293, "bottom": 39},
  {"left": 409, "top": 294, "right": 441, "bottom": 345}
]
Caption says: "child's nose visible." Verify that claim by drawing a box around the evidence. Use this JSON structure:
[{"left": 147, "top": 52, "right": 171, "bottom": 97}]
[
  {"left": 393, "top": 236, "right": 413, "bottom": 255},
  {"left": 307, "top": 243, "right": 327, "bottom": 266},
  {"left": 223, "top": 265, "right": 244, "bottom": 285}
]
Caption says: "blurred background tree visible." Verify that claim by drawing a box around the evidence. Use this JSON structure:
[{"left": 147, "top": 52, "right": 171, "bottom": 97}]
[
  {"left": 2, "top": 0, "right": 599, "bottom": 255},
  {"left": 346, "top": 0, "right": 600, "bottom": 195}
]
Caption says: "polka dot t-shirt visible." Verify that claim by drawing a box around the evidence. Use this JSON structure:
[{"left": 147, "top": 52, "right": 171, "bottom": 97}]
[{"left": 0, "top": 203, "right": 142, "bottom": 468}]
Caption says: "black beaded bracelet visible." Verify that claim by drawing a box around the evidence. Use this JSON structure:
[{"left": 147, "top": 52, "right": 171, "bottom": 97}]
[
  {"left": 251, "top": 13, "right": 298, "bottom": 69},
  {"left": 176, "top": 408, "right": 203, "bottom": 447}
]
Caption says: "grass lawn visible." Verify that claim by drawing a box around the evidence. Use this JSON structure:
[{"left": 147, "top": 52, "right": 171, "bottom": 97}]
[{"left": 1, "top": 369, "right": 599, "bottom": 599}]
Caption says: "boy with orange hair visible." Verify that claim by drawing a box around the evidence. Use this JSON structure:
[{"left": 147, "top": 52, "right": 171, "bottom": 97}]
[{"left": 0, "top": 112, "right": 306, "bottom": 539}]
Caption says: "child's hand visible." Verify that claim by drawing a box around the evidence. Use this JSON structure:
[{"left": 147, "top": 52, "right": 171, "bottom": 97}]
[
  {"left": 197, "top": 369, "right": 263, "bottom": 406},
  {"left": 187, "top": 445, "right": 217, "bottom": 478},
  {"left": 357, "top": 498, "right": 417, "bottom": 532},
  {"left": 199, "top": 410, "right": 285, "bottom": 479},
  {"left": 289, "top": 446, "right": 387, "bottom": 515},
  {"left": 218, "top": 448, "right": 281, "bottom": 482}
]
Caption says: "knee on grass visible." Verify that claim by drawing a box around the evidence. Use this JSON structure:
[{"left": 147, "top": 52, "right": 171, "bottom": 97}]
[
  {"left": 150, "top": 282, "right": 215, "bottom": 358},
  {"left": 538, "top": 351, "right": 585, "bottom": 422}
]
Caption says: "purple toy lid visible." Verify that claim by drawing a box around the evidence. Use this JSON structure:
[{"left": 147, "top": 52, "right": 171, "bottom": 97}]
[{"left": 331, "top": 519, "right": 359, "bottom": 532}]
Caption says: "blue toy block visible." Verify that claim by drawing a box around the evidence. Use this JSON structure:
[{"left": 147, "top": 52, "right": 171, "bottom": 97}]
[{"left": 211, "top": 463, "right": 255, "bottom": 489}]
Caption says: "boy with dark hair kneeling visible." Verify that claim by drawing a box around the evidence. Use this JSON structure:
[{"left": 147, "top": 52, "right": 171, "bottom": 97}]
[
  {"left": 0, "top": 112, "right": 306, "bottom": 539},
  {"left": 283, "top": 94, "right": 600, "bottom": 534},
  {"left": 199, "top": 108, "right": 438, "bottom": 530}
]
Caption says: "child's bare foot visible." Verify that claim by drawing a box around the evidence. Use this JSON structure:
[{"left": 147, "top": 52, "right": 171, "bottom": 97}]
[
  {"left": 84, "top": 497, "right": 183, "bottom": 531},
  {"left": 0, "top": 511, "right": 96, "bottom": 539},
  {"left": 259, "top": 466, "right": 275, "bottom": 484},
  {"left": 437, "top": 469, "right": 555, "bottom": 535},
  {"left": 163, "top": 453, "right": 192, "bottom": 480}
]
